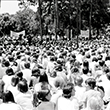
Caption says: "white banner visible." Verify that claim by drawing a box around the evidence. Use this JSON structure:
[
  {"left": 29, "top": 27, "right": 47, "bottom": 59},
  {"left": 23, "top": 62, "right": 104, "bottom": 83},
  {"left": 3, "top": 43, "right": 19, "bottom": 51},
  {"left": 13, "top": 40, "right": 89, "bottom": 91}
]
[{"left": 10, "top": 30, "right": 25, "bottom": 39}]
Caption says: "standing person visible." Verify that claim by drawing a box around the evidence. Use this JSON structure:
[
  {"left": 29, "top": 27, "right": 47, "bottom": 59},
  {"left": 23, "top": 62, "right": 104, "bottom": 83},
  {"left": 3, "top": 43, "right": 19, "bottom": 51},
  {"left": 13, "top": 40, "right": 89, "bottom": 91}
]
[
  {"left": 74, "top": 76, "right": 86, "bottom": 105},
  {"left": 97, "top": 72, "right": 110, "bottom": 103},
  {"left": 0, "top": 90, "right": 23, "bottom": 110},
  {"left": 2, "top": 67, "right": 15, "bottom": 92},
  {"left": 21, "top": 62, "right": 32, "bottom": 86},
  {"left": 15, "top": 80, "right": 33, "bottom": 110},
  {"left": 81, "top": 78, "right": 101, "bottom": 109},
  {"left": 56, "top": 82, "right": 79, "bottom": 110},
  {"left": 33, "top": 89, "right": 55, "bottom": 110}
]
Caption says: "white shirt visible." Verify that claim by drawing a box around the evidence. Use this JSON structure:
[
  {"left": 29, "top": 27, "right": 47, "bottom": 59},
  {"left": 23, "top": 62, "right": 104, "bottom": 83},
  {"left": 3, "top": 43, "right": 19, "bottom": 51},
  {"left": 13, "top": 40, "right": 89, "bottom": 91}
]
[
  {"left": 21, "top": 69, "right": 32, "bottom": 86},
  {"left": 0, "top": 102, "right": 23, "bottom": 110},
  {"left": 15, "top": 90, "right": 33, "bottom": 110},
  {"left": 57, "top": 96, "right": 79, "bottom": 110}
]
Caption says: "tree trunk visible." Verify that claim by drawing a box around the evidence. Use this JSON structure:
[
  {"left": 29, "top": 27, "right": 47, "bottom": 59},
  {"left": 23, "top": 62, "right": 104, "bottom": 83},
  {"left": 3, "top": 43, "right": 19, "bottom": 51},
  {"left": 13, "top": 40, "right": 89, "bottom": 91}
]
[
  {"left": 89, "top": 0, "right": 92, "bottom": 40},
  {"left": 54, "top": 0, "right": 58, "bottom": 40},
  {"left": 38, "top": 0, "right": 43, "bottom": 41}
]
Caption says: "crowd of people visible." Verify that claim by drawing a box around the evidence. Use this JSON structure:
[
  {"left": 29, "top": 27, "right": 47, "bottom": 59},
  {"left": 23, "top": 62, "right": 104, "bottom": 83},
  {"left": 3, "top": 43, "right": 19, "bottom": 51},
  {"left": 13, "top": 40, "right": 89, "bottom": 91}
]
[{"left": 0, "top": 35, "right": 110, "bottom": 110}]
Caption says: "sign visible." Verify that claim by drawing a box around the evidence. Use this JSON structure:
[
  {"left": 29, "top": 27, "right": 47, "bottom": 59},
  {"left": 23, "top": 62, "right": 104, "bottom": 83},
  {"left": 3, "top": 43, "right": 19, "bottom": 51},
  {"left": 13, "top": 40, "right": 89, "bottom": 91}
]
[{"left": 10, "top": 30, "right": 25, "bottom": 39}]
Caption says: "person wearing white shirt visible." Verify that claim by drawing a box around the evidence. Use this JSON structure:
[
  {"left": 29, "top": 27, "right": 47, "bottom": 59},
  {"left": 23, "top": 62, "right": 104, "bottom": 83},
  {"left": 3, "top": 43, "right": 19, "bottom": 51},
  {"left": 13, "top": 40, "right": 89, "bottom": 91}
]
[{"left": 0, "top": 90, "right": 23, "bottom": 110}]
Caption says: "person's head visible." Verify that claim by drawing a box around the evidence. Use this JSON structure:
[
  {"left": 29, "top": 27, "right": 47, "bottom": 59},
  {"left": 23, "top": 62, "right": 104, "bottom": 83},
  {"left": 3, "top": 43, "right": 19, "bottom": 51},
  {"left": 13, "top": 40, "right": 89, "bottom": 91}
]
[
  {"left": 63, "top": 82, "right": 75, "bottom": 98},
  {"left": 39, "top": 72, "right": 49, "bottom": 83},
  {"left": 82, "top": 67, "right": 89, "bottom": 75},
  {"left": 85, "top": 78, "right": 96, "bottom": 89},
  {"left": 24, "top": 62, "right": 30, "bottom": 69},
  {"left": 87, "top": 96, "right": 104, "bottom": 110},
  {"left": 32, "top": 68, "right": 40, "bottom": 77},
  {"left": 3, "top": 60, "right": 10, "bottom": 67},
  {"left": 37, "top": 89, "right": 51, "bottom": 101},
  {"left": 17, "top": 80, "right": 28, "bottom": 93},
  {"left": 83, "top": 60, "right": 89, "bottom": 67},
  {"left": 54, "top": 77, "right": 65, "bottom": 89},
  {"left": 16, "top": 71, "right": 23, "bottom": 80},
  {"left": 2, "top": 90, "right": 15, "bottom": 103},
  {"left": 75, "top": 75, "right": 83, "bottom": 86},
  {"left": 99, "top": 60, "right": 105, "bottom": 67},
  {"left": 6, "top": 68, "right": 14, "bottom": 76},
  {"left": 11, "top": 76, "right": 19, "bottom": 87}
]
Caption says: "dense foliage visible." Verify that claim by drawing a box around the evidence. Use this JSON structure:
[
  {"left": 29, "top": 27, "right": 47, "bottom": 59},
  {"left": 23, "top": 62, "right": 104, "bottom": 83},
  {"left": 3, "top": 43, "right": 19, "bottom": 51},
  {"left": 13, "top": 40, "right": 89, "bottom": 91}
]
[{"left": 0, "top": 0, "right": 110, "bottom": 40}]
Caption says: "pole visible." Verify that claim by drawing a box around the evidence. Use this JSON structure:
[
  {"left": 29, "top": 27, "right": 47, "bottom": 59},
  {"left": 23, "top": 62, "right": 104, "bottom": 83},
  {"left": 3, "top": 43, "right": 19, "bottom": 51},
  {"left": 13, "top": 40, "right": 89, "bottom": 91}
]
[
  {"left": 54, "top": 0, "right": 58, "bottom": 40},
  {"left": 77, "top": 0, "right": 79, "bottom": 48}
]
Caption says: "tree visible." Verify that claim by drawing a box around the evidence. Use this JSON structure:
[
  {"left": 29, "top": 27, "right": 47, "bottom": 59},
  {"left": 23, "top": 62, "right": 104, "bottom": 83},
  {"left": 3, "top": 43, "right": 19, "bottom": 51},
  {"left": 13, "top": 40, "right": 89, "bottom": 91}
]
[
  {"left": 81, "top": 0, "right": 110, "bottom": 38},
  {"left": 0, "top": 13, "right": 12, "bottom": 36}
]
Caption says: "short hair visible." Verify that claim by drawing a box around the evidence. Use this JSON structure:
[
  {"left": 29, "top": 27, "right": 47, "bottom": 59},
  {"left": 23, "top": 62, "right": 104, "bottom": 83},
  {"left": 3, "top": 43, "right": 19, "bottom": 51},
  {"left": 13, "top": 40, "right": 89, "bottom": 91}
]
[
  {"left": 37, "top": 89, "right": 50, "bottom": 101},
  {"left": 11, "top": 76, "right": 19, "bottom": 87},
  {"left": 16, "top": 71, "right": 23, "bottom": 80},
  {"left": 6, "top": 68, "right": 14, "bottom": 76},
  {"left": 87, "top": 96, "right": 104, "bottom": 110},
  {"left": 4, "top": 60, "right": 10, "bottom": 67},
  {"left": 17, "top": 80, "right": 28, "bottom": 93},
  {"left": 62, "top": 82, "right": 74, "bottom": 98},
  {"left": 82, "top": 67, "right": 89, "bottom": 75},
  {"left": 39, "top": 72, "right": 49, "bottom": 83},
  {"left": 24, "top": 62, "right": 30, "bottom": 69},
  {"left": 99, "top": 60, "right": 105, "bottom": 67},
  {"left": 2, "top": 90, "right": 15, "bottom": 103},
  {"left": 85, "top": 78, "right": 96, "bottom": 89},
  {"left": 83, "top": 60, "right": 89, "bottom": 67},
  {"left": 32, "top": 68, "right": 40, "bottom": 77},
  {"left": 75, "top": 75, "right": 83, "bottom": 85}
]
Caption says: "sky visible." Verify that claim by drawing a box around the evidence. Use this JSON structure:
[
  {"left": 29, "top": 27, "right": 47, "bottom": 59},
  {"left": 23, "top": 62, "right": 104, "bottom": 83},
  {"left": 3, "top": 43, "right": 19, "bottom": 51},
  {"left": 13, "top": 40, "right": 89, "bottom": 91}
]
[
  {"left": 0, "top": 0, "right": 37, "bottom": 14},
  {"left": 0, "top": 0, "right": 20, "bottom": 14}
]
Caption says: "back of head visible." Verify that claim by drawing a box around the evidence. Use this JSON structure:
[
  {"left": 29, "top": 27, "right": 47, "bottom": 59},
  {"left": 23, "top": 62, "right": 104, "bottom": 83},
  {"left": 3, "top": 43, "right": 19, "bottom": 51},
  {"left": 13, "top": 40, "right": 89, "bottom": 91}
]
[
  {"left": 24, "top": 62, "right": 30, "bottom": 69},
  {"left": 11, "top": 76, "right": 19, "bottom": 87},
  {"left": 2, "top": 90, "right": 15, "bottom": 103},
  {"left": 6, "top": 68, "right": 14, "bottom": 76},
  {"left": 16, "top": 71, "right": 23, "bottom": 80},
  {"left": 32, "top": 68, "right": 40, "bottom": 77},
  {"left": 39, "top": 72, "right": 49, "bottom": 83},
  {"left": 17, "top": 80, "right": 28, "bottom": 93},
  {"left": 87, "top": 96, "right": 104, "bottom": 110},
  {"left": 85, "top": 78, "right": 96, "bottom": 89},
  {"left": 75, "top": 75, "right": 83, "bottom": 86},
  {"left": 62, "top": 82, "right": 74, "bottom": 98}
]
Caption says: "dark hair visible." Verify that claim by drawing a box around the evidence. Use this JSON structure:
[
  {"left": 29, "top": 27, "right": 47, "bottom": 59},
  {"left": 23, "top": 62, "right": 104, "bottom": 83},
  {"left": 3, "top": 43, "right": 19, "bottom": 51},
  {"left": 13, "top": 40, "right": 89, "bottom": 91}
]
[
  {"left": 16, "top": 71, "right": 23, "bottom": 80},
  {"left": 32, "top": 68, "right": 40, "bottom": 77},
  {"left": 97, "top": 86, "right": 105, "bottom": 93},
  {"left": 24, "top": 62, "right": 30, "bottom": 69},
  {"left": 11, "top": 76, "right": 19, "bottom": 87},
  {"left": 6, "top": 68, "right": 14, "bottom": 76},
  {"left": 37, "top": 89, "right": 50, "bottom": 101},
  {"left": 2, "top": 90, "right": 15, "bottom": 103},
  {"left": 17, "top": 80, "right": 28, "bottom": 93},
  {"left": 106, "top": 72, "right": 110, "bottom": 81},
  {"left": 92, "top": 57, "right": 98, "bottom": 62},
  {"left": 83, "top": 60, "right": 89, "bottom": 67},
  {"left": 8, "top": 56, "right": 14, "bottom": 62},
  {"left": 4, "top": 60, "right": 10, "bottom": 67},
  {"left": 99, "top": 60, "right": 105, "bottom": 67},
  {"left": 82, "top": 67, "right": 89, "bottom": 75},
  {"left": 85, "top": 78, "right": 96, "bottom": 89},
  {"left": 63, "top": 82, "right": 74, "bottom": 98},
  {"left": 39, "top": 72, "right": 49, "bottom": 83}
]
